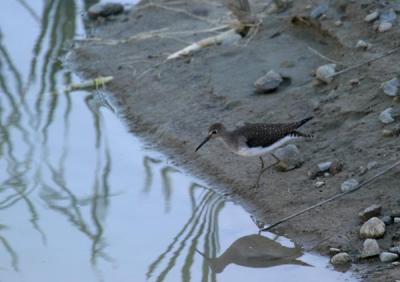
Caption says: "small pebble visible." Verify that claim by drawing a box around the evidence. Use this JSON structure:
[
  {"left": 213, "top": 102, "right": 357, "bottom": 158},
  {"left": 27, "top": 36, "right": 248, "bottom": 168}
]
[
  {"left": 341, "top": 178, "right": 359, "bottom": 193},
  {"left": 381, "top": 215, "right": 393, "bottom": 225},
  {"left": 380, "top": 252, "right": 399, "bottom": 263},
  {"left": 88, "top": 3, "right": 124, "bottom": 19},
  {"left": 349, "top": 78, "right": 360, "bottom": 86},
  {"left": 356, "top": 40, "right": 371, "bottom": 50},
  {"left": 378, "top": 22, "right": 393, "bottom": 32},
  {"left": 391, "top": 209, "right": 400, "bottom": 217},
  {"left": 359, "top": 166, "right": 367, "bottom": 176},
  {"left": 329, "top": 247, "right": 341, "bottom": 255},
  {"left": 318, "top": 161, "right": 332, "bottom": 172},
  {"left": 359, "top": 204, "right": 382, "bottom": 222},
  {"left": 381, "top": 78, "right": 399, "bottom": 97},
  {"left": 361, "top": 239, "right": 380, "bottom": 258},
  {"left": 331, "top": 252, "right": 352, "bottom": 265},
  {"left": 254, "top": 70, "right": 284, "bottom": 93},
  {"left": 382, "top": 127, "right": 400, "bottom": 137},
  {"left": 392, "top": 261, "right": 400, "bottom": 266},
  {"left": 360, "top": 217, "right": 386, "bottom": 239},
  {"left": 379, "top": 108, "right": 395, "bottom": 124},
  {"left": 365, "top": 11, "right": 379, "bottom": 22},
  {"left": 316, "top": 64, "right": 336, "bottom": 84},
  {"left": 389, "top": 246, "right": 400, "bottom": 255},
  {"left": 367, "top": 161, "right": 378, "bottom": 170},
  {"left": 315, "top": 181, "right": 326, "bottom": 188},
  {"left": 334, "top": 20, "right": 342, "bottom": 26},
  {"left": 394, "top": 217, "right": 400, "bottom": 224}
]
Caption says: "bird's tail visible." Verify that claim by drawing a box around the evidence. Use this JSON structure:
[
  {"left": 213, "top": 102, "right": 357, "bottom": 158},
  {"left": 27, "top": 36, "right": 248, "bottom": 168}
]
[{"left": 294, "top": 116, "right": 313, "bottom": 128}]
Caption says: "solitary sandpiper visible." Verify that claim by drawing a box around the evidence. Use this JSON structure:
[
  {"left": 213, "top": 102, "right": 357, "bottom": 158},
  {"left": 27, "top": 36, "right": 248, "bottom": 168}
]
[{"left": 195, "top": 117, "right": 313, "bottom": 187}]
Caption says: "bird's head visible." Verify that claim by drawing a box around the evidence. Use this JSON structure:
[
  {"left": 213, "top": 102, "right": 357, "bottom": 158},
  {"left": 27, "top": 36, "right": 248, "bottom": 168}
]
[{"left": 195, "top": 123, "right": 226, "bottom": 152}]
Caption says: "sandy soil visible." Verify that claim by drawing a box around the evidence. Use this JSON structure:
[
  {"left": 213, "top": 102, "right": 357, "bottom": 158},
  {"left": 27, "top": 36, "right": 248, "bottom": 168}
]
[{"left": 67, "top": 0, "right": 400, "bottom": 280}]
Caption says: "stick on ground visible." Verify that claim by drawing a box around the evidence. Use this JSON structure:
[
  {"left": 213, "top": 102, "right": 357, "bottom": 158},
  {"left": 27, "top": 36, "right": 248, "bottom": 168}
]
[{"left": 260, "top": 159, "right": 400, "bottom": 232}]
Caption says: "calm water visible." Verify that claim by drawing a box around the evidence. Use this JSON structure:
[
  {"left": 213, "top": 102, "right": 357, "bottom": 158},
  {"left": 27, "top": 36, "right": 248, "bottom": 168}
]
[{"left": 0, "top": 1, "right": 356, "bottom": 282}]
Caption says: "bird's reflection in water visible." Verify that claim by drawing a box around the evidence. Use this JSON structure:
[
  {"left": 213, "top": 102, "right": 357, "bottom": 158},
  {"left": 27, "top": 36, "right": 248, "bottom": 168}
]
[{"left": 197, "top": 234, "right": 311, "bottom": 273}]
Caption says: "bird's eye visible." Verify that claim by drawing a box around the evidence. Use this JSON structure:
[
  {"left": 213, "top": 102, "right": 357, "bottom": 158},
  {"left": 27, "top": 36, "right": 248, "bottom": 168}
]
[{"left": 211, "top": 130, "right": 217, "bottom": 134}]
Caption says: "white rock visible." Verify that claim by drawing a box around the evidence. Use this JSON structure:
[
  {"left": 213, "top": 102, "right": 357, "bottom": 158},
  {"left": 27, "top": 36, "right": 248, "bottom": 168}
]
[
  {"left": 367, "top": 161, "right": 378, "bottom": 170},
  {"left": 274, "top": 144, "right": 303, "bottom": 171},
  {"left": 380, "top": 252, "right": 399, "bottom": 263},
  {"left": 360, "top": 217, "right": 386, "bottom": 239},
  {"left": 334, "top": 20, "right": 342, "bottom": 26},
  {"left": 331, "top": 252, "right": 352, "bottom": 265},
  {"left": 361, "top": 239, "right": 380, "bottom": 258},
  {"left": 378, "top": 22, "right": 393, "bottom": 32},
  {"left": 365, "top": 11, "right": 379, "bottom": 22},
  {"left": 315, "top": 181, "right": 325, "bottom": 188},
  {"left": 254, "top": 70, "right": 284, "bottom": 93},
  {"left": 382, "top": 78, "right": 399, "bottom": 97},
  {"left": 389, "top": 246, "right": 400, "bottom": 254},
  {"left": 356, "top": 40, "right": 371, "bottom": 50},
  {"left": 341, "top": 178, "right": 359, "bottom": 193},
  {"left": 379, "top": 108, "right": 395, "bottom": 124},
  {"left": 318, "top": 161, "right": 332, "bottom": 172},
  {"left": 316, "top": 64, "right": 336, "bottom": 83},
  {"left": 394, "top": 217, "right": 400, "bottom": 224}
]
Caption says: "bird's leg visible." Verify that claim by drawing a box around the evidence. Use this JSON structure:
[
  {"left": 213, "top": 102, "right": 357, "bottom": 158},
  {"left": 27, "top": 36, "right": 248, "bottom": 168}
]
[
  {"left": 270, "top": 153, "right": 281, "bottom": 165},
  {"left": 255, "top": 157, "right": 265, "bottom": 188}
]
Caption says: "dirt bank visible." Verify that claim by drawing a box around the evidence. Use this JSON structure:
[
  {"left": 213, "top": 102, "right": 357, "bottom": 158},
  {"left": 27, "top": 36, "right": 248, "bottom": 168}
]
[{"left": 67, "top": 0, "right": 400, "bottom": 280}]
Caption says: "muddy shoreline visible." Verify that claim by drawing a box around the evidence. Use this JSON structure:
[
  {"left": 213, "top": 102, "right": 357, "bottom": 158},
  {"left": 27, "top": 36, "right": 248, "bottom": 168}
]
[{"left": 67, "top": 1, "right": 400, "bottom": 280}]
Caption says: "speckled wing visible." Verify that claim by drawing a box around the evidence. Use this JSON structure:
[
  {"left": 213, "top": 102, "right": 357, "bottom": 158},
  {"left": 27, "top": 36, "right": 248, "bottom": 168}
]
[{"left": 235, "top": 117, "right": 312, "bottom": 148}]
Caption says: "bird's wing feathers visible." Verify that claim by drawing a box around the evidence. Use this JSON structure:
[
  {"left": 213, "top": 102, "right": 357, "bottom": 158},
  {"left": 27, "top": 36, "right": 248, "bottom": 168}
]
[{"left": 235, "top": 123, "right": 302, "bottom": 148}]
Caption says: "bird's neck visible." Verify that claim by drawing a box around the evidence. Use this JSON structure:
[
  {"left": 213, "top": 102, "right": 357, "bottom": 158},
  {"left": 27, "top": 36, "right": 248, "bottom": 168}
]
[{"left": 219, "top": 131, "right": 238, "bottom": 151}]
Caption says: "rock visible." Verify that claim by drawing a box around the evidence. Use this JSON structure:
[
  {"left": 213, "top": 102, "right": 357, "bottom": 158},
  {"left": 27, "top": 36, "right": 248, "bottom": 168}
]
[
  {"left": 380, "top": 9, "right": 397, "bottom": 24},
  {"left": 389, "top": 246, "right": 400, "bottom": 255},
  {"left": 391, "top": 209, "right": 400, "bottom": 217},
  {"left": 380, "top": 252, "right": 399, "bottom": 263},
  {"left": 360, "top": 217, "right": 386, "bottom": 239},
  {"left": 392, "top": 261, "right": 400, "bottom": 266},
  {"left": 88, "top": 3, "right": 124, "bottom": 19},
  {"left": 315, "top": 181, "right": 325, "bottom": 188},
  {"left": 394, "top": 217, "right": 400, "bottom": 224},
  {"left": 382, "top": 126, "right": 400, "bottom": 137},
  {"left": 349, "top": 78, "right": 360, "bottom": 86},
  {"left": 334, "top": 20, "right": 342, "bottom": 26},
  {"left": 361, "top": 239, "right": 380, "bottom": 258},
  {"left": 356, "top": 40, "right": 371, "bottom": 51},
  {"left": 316, "top": 64, "right": 336, "bottom": 83},
  {"left": 381, "top": 215, "right": 393, "bottom": 225},
  {"left": 318, "top": 161, "right": 332, "bottom": 172},
  {"left": 367, "top": 161, "right": 378, "bottom": 170},
  {"left": 365, "top": 11, "right": 379, "bottom": 22},
  {"left": 254, "top": 70, "right": 284, "bottom": 93},
  {"left": 359, "top": 204, "right": 382, "bottom": 221},
  {"left": 381, "top": 78, "right": 399, "bottom": 97},
  {"left": 379, "top": 108, "right": 395, "bottom": 124},
  {"left": 331, "top": 252, "right": 352, "bottom": 265},
  {"left": 341, "top": 178, "right": 359, "bottom": 193},
  {"left": 274, "top": 144, "right": 303, "bottom": 171},
  {"left": 359, "top": 166, "right": 367, "bottom": 176},
  {"left": 310, "top": 3, "right": 329, "bottom": 19},
  {"left": 378, "top": 22, "right": 393, "bottom": 32},
  {"left": 329, "top": 247, "right": 341, "bottom": 256}
]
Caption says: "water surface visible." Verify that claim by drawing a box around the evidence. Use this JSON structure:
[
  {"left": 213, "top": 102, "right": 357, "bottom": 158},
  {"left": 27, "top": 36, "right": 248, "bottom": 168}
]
[{"left": 0, "top": 1, "right": 356, "bottom": 281}]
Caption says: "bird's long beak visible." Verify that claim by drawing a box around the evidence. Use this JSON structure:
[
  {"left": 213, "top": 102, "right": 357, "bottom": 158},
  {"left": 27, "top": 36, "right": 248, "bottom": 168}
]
[{"left": 195, "top": 135, "right": 211, "bottom": 152}]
